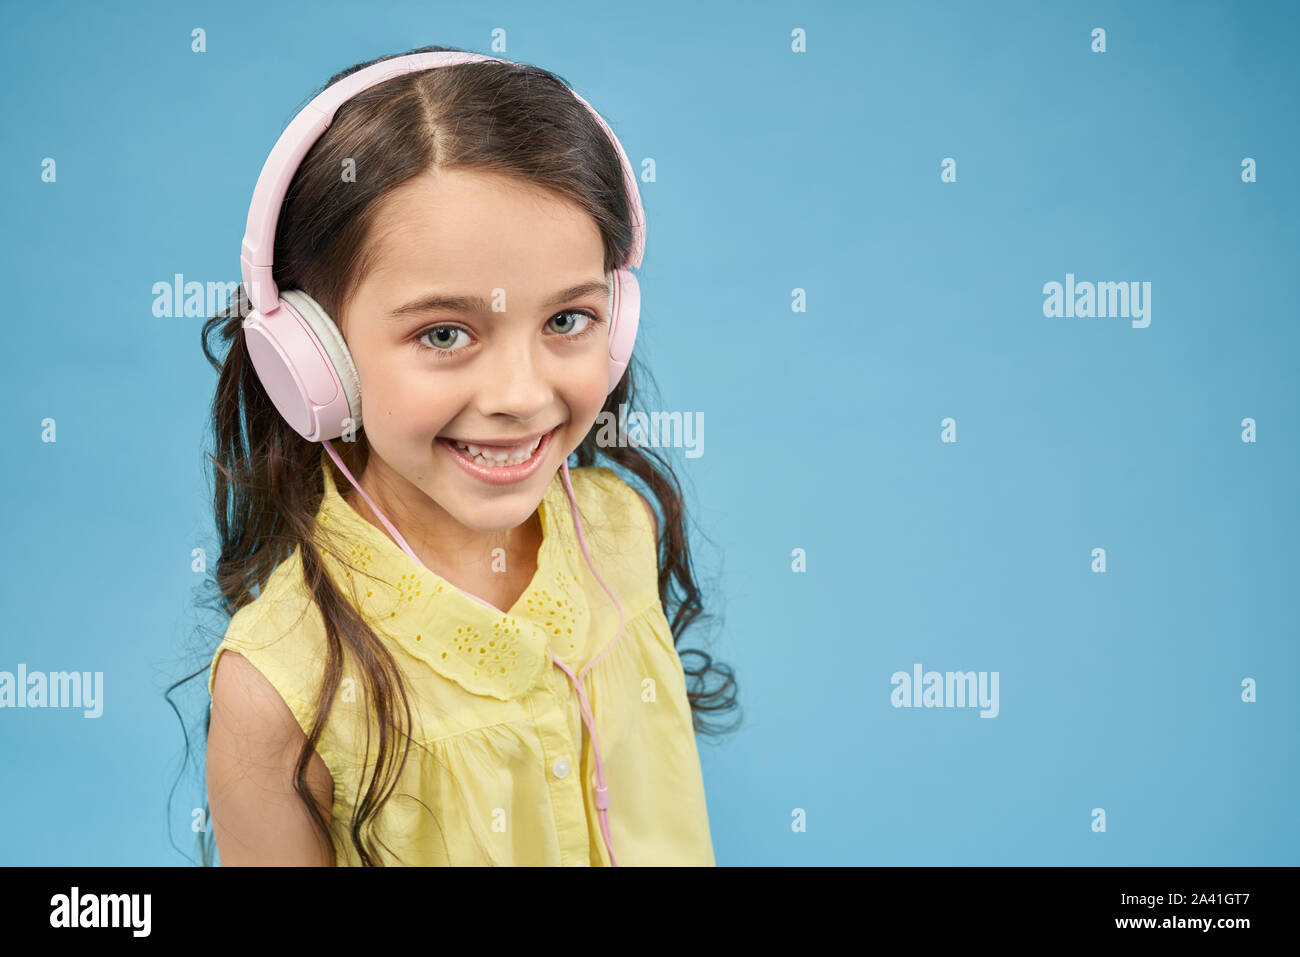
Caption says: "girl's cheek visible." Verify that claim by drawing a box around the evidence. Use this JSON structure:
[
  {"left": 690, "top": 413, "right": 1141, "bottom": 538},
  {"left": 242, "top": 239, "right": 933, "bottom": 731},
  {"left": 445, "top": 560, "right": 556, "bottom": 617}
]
[{"left": 582, "top": 355, "right": 612, "bottom": 402}]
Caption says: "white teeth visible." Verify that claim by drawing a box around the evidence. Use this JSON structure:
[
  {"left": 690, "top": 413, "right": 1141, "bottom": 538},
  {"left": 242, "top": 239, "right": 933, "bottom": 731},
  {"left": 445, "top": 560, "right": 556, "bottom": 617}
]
[{"left": 452, "top": 434, "right": 543, "bottom": 467}]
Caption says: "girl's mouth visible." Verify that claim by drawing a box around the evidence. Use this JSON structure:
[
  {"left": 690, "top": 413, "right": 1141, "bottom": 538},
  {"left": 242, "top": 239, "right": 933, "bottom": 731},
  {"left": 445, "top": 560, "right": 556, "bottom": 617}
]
[{"left": 437, "top": 427, "right": 558, "bottom": 485}]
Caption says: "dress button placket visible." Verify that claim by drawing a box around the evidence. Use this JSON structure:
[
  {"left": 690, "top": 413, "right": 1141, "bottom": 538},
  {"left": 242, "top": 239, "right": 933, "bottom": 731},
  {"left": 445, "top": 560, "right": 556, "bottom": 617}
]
[{"left": 531, "top": 688, "right": 588, "bottom": 865}]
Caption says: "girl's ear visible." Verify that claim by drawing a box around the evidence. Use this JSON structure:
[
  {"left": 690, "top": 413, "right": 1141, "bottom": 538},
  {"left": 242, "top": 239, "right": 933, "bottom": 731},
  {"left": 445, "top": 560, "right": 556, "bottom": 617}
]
[{"left": 244, "top": 289, "right": 363, "bottom": 442}]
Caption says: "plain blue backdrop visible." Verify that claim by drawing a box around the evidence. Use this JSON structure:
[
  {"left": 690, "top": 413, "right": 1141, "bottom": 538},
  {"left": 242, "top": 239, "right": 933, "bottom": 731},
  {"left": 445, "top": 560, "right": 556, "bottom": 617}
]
[{"left": 0, "top": 0, "right": 1296, "bottom": 865}]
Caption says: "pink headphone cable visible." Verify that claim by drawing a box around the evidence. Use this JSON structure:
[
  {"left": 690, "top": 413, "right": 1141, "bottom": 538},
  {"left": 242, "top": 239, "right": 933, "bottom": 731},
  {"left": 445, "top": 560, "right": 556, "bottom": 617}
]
[{"left": 320, "top": 439, "right": 626, "bottom": 866}]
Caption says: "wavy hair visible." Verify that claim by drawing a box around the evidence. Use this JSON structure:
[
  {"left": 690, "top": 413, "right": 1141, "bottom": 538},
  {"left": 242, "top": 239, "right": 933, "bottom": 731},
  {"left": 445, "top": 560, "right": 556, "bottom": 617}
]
[{"left": 168, "top": 44, "right": 739, "bottom": 867}]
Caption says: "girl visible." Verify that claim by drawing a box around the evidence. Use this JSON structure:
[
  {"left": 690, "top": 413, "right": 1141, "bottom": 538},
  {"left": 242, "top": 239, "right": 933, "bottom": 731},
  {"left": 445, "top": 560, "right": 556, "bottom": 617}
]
[{"left": 197, "top": 45, "right": 738, "bottom": 866}]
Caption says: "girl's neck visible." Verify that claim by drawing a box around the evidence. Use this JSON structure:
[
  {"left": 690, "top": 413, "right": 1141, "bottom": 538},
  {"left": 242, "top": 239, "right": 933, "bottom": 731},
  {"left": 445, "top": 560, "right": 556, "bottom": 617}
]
[{"left": 340, "top": 460, "right": 544, "bottom": 589}]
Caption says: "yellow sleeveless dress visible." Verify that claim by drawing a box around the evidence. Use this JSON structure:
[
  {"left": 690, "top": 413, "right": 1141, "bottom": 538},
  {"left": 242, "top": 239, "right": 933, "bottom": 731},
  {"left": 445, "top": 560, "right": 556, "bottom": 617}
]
[{"left": 207, "top": 456, "right": 715, "bottom": 866}]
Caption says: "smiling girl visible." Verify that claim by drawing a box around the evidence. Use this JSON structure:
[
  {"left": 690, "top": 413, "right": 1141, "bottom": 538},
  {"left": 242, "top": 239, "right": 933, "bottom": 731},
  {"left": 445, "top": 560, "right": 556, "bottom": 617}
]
[{"left": 197, "top": 46, "right": 738, "bottom": 866}]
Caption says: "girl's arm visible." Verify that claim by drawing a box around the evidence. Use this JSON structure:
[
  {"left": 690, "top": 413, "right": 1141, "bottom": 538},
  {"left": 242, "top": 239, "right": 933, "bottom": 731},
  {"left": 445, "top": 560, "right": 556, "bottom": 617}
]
[{"left": 207, "top": 651, "right": 336, "bottom": 866}]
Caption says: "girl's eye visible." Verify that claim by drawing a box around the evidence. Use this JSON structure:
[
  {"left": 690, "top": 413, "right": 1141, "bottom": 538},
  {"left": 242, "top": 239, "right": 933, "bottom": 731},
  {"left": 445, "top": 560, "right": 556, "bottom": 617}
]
[
  {"left": 417, "top": 326, "right": 471, "bottom": 353},
  {"left": 414, "top": 310, "right": 602, "bottom": 358},
  {"left": 547, "top": 310, "right": 598, "bottom": 336}
]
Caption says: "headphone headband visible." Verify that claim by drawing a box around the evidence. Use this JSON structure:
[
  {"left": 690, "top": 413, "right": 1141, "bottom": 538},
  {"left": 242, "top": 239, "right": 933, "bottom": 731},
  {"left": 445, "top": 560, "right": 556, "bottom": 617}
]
[{"left": 239, "top": 51, "right": 646, "bottom": 314}]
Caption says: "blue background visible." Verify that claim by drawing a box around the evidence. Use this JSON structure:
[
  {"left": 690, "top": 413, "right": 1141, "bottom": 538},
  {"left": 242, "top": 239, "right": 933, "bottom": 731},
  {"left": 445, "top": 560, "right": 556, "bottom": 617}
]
[{"left": 0, "top": 0, "right": 1295, "bottom": 865}]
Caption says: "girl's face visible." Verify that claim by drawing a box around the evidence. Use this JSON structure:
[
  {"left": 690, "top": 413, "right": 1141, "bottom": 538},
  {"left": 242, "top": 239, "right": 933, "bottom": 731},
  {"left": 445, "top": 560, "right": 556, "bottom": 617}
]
[{"left": 337, "top": 168, "right": 612, "bottom": 535}]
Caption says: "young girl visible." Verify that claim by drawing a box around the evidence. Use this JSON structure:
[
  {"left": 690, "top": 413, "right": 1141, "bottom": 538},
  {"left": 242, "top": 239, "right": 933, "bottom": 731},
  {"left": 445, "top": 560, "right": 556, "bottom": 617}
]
[{"left": 198, "top": 45, "right": 738, "bottom": 866}]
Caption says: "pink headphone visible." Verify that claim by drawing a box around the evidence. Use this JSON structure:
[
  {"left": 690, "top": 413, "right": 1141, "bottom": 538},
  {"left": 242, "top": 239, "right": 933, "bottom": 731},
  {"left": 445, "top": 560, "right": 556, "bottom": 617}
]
[
  {"left": 240, "top": 50, "right": 644, "bottom": 442},
  {"left": 238, "top": 50, "right": 647, "bottom": 866}
]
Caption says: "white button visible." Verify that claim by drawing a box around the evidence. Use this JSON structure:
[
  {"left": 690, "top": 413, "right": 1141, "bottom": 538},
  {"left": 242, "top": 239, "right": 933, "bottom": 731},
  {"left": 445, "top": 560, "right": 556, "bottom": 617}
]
[{"left": 552, "top": 759, "right": 570, "bottom": 778}]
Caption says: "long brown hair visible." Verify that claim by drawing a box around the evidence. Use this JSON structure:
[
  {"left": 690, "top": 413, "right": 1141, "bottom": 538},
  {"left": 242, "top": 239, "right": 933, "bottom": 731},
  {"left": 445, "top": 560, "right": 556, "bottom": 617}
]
[{"left": 172, "top": 44, "right": 739, "bottom": 866}]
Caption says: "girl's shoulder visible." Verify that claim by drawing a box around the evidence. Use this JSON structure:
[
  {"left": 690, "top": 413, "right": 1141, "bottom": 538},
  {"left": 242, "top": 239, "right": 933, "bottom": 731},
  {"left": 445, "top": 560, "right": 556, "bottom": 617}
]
[
  {"left": 562, "top": 463, "right": 655, "bottom": 538},
  {"left": 229, "top": 548, "right": 321, "bottom": 637},
  {"left": 206, "top": 549, "right": 327, "bottom": 704},
  {"left": 558, "top": 465, "right": 660, "bottom": 604},
  {"left": 565, "top": 465, "right": 656, "bottom": 536}
]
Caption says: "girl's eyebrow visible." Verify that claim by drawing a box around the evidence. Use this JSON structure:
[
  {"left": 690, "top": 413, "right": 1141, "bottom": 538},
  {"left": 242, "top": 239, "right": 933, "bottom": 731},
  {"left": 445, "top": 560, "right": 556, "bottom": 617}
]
[{"left": 385, "top": 279, "right": 609, "bottom": 319}]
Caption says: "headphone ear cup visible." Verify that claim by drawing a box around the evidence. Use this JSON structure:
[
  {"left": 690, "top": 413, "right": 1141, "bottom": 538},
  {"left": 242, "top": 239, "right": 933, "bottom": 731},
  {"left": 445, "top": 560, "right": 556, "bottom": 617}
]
[
  {"left": 606, "top": 267, "right": 640, "bottom": 395},
  {"left": 281, "top": 290, "right": 363, "bottom": 430},
  {"left": 242, "top": 289, "right": 362, "bottom": 442}
]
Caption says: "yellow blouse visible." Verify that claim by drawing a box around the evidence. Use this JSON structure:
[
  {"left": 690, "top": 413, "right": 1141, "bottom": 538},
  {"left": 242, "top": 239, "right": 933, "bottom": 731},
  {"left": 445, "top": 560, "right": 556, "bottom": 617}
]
[{"left": 207, "top": 456, "right": 715, "bottom": 866}]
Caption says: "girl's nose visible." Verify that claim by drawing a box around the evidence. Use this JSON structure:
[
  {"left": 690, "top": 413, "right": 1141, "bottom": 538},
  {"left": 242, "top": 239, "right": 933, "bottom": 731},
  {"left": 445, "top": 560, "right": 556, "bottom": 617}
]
[{"left": 475, "top": 339, "right": 553, "bottom": 420}]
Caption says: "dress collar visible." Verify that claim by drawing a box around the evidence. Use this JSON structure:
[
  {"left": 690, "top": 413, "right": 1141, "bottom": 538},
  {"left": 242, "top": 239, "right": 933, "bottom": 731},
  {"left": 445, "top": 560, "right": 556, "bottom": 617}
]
[{"left": 312, "top": 456, "right": 590, "bottom": 701}]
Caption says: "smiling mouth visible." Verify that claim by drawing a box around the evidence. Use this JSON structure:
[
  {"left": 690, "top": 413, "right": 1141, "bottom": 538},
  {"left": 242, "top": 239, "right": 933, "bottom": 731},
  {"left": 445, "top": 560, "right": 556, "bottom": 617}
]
[{"left": 441, "top": 427, "right": 558, "bottom": 468}]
